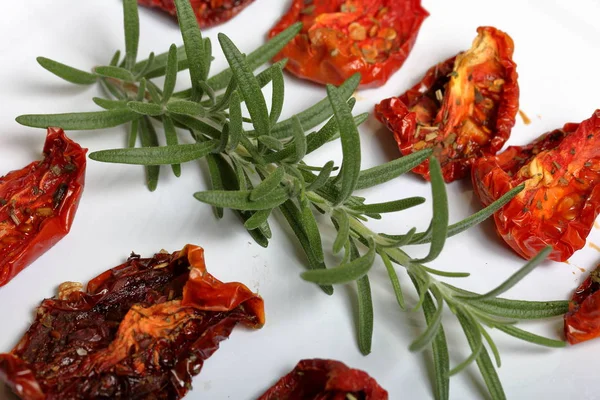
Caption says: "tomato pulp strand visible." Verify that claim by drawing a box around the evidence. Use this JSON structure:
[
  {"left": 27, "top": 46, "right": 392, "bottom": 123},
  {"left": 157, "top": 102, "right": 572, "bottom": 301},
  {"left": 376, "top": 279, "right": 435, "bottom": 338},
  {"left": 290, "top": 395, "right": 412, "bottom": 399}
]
[
  {"left": 0, "top": 245, "right": 264, "bottom": 399},
  {"left": 472, "top": 110, "right": 600, "bottom": 262},
  {"left": 375, "top": 26, "right": 519, "bottom": 182},
  {"left": 269, "top": 0, "right": 429, "bottom": 87},
  {"left": 0, "top": 127, "right": 86, "bottom": 287}
]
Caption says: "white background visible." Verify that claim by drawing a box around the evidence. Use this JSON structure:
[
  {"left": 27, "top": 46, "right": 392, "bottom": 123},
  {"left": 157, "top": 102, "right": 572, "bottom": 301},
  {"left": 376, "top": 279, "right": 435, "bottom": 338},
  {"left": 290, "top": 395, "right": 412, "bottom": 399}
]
[{"left": 1, "top": 1, "right": 600, "bottom": 399}]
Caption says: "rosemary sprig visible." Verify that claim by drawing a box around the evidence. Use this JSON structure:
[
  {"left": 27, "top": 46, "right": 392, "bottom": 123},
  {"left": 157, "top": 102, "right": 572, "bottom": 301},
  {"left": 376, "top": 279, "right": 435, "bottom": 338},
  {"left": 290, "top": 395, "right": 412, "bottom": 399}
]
[{"left": 16, "top": 1, "right": 568, "bottom": 399}]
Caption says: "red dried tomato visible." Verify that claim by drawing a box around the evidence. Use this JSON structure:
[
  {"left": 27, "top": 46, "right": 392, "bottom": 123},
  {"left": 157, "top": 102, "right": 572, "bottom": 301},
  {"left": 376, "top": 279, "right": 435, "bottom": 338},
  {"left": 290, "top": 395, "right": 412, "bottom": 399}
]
[
  {"left": 0, "top": 245, "right": 265, "bottom": 400},
  {"left": 138, "top": 0, "right": 254, "bottom": 28},
  {"left": 472, "top": 110, "right": 600, "bottom": 262},
  {"left": 258, "top": 359, "right": 388, "bottom": 400},
  {"left": 375, "top": 26, "right": 519, "bottom": 182},
  {"left": 0, "top": 128, "right": 86, "bottom": 287},
  {"left": 268, "top": 0, "right": 429, "bottom": 87},
  {"left": 564, "top": 265, "right": 600, "bottom": 345}
]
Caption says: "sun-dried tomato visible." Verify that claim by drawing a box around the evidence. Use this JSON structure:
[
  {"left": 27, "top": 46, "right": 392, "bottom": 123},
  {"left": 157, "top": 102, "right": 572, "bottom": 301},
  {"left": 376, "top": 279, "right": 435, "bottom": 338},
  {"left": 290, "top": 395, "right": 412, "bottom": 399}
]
[
  {"left": 472, "top": 110, "right": 600, "bottom": 262},
  {"left": 375, "top": 26, "right": 519, "bottom": 182},
  {"left": 0, "top": 245, "right": 265, "bottom": 400},
  {"left": 0, "top": 128, "right": 86, "bottom": 287},
  {"left": 138, "top": 0, "right": 255, "bottom": 28},
  {"left": 268, "top": 0, "right": 428, "bottom": 87},
  {"left": 258, "top": 359, "right": 388, "bottom": 400},
  {"left": 564, "top": 265, "right": 600, "bottom": 345}
]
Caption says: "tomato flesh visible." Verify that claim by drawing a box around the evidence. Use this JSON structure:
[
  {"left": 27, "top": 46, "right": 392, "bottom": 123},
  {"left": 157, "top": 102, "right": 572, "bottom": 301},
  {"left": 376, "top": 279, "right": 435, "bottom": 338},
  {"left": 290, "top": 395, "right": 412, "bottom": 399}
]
[
  {"left": 0, "top": 128, "right": 86, "bottom": 286},
  {"left": 375, "top": 26, "right": 519, "bottom": 182},
  {"left": 472, "top": 111, "right": 600, "bottom": 261}
]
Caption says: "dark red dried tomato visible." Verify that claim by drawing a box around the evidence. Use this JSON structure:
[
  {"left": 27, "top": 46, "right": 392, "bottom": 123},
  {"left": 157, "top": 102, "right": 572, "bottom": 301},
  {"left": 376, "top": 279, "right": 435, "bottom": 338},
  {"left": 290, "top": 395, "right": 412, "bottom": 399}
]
[
  {"left": 0, "top": 245, "right": 265, "bottom": 400},
  {"left": 269, "top": 0, "right": 429, "bottom": 87},
  {"left": 564, "top": 265, "right": 600, "bottom": 345},
  {"left": 375, "top": 26, "right": 519, "bottom": 182},
  {"left": 472, "top": 110, "right": 600, "bottom": 262},
  {"left": 0, "top": 127, "right": 86, "bottom": 287},
  {"left": 138, "top": 0, "right": 254, "bottom": 28},
  {"left": 258, "top": 359, "right": 388, "bottom": 400}
]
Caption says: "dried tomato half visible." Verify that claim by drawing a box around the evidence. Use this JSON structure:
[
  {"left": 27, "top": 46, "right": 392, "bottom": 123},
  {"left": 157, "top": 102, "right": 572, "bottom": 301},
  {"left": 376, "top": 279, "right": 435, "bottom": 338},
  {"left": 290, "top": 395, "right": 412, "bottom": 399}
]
[
  {"left": 0, "top": 127, "right": 86, "bottom": 287},
  {"left": 258, "top": 359, "right": 388, "bottom": 400},
  {"left": 0, "top": 245, "right": 265, "bottom": 400},
  {"left": 375, "top": 26, "right": 519, "bottom": 182},
  {"left": 564, "top": 266, "right": 600, "bottom": 345},
  {"left": 472, "top": 110, "right": 600, "bottom": 262},
  {"left": 138, "top": 0, "right": 254, "bottom": 28},
  {"left": 268, "top": 0, "right": 429, "bottom": 87}
]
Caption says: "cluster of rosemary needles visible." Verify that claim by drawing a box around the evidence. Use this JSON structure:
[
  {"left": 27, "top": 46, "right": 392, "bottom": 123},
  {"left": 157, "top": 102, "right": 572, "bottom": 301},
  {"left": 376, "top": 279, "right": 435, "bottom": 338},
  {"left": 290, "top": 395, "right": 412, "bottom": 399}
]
[{"left": 15, "top": 0, "right": 569, "bottom": 399}]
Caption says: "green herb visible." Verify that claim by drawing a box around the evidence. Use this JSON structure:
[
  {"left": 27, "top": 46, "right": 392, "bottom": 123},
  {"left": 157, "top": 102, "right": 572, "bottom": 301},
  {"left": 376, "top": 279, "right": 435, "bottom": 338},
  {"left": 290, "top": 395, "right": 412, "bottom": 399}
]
[{"left": 18, "top": 1, "right": 568, "bottom": 399}]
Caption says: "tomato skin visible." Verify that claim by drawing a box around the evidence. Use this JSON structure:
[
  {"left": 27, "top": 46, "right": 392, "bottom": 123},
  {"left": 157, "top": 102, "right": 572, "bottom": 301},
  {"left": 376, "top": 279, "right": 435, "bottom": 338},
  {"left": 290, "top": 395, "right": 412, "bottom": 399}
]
[
  {"left": 138, "top": 0, "right": 254, "bottom": 28},
  {"left": 472, "top": 110, "right": 600, "bottom": 262},
  {"left": 375, "top": 26, "right": 519, "bottom": 182},
  {"left": 564, "top": 267, "right": 600, "bottom": 345},
  {"left": 0, "top": 245, "right": 264, "bottom": 399},
  {"left": 258, "top": 359, "right": 388, "bottom": 400},
  {"left": 269, "top": 0, "right": 428, "bottom": 88},
  {"left": 0, "top": 128, "right": 86, "bottom": 287}
]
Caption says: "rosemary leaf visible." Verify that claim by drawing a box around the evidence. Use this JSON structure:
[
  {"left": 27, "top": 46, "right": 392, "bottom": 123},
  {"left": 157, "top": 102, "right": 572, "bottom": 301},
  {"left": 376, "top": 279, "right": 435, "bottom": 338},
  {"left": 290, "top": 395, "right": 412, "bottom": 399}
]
[
  {"left": 424, "top": 292, "right": 450, "bottom": 400},
  {"left": 16, "top": 109, "right": 138, "bottom": 130},
  {"left": 301, "top": 238, "right": 376, "bottom": 285},
  {"left": 162, "top": 44, "right": 179, "bottom": 103},
  {"left": 409, "top": 288, "right": 444, "bottom": 352},
  {"left": 450, "top": 310, "right": 484, "bottom": 377},
  {"left": 444, "top": 284, "right": 569, "bottom": 319},
  {"left": 244, "top": 208, "right": 271, "bottom": 230},
  {"left": 332, "top": 210, "right": 350, "bottom": 254},
  {"left": 134, "top": 52, "right": 155, "bottom": 79},
  {"left": 354, "top": 197, "right": 425, "bottom": 214},
  {"left": 327, "top": 84, "right": 361, "bottom": 206},
  {"left": 93, "top": 97, "right": 127, "bottom": 110},
  {"left": 267, "top": 73, "right": 361, "bottom": 139},
  {"left": 219, "top": 33, "right": 270, "bottom": 138},
  {"left": 109, "top": 50, "right": 121, "bottom": 66},
  {"left": 89, "top": 140, "right": 219, "bottom": 165},
  {"left": 127, "top": 101, "right": 164, "bottom": 116},
  {"left": 355, "top": 149, "right": 433, "bottom": 190},
  {"left": 227, "top": 91, "right": 243, "bottom": 151},
  {"left": 270, "top": 64, "right": 285, "bottom": 125},
  {"left": 458, "top": 247, "right": 552, "bottom": 301},
  {"left": 410, "top": 184, "right": 525, "bottom": 245},
  {"left": 414, "top": 158, "right": 448, "bottom": 263},
  {"left": 280, "top": 200, "right": 333, "bottom": 295},
  {"left": 128, "top": 118, "right": 139, "bottom": 148},
  {"left": 134, "top": 45, "right": 188, "bottom": 79},
  {"left": 166, "top": 99, "right": 205, "bottom": 117},
  {"left": 481, "top": 328, "right": 502, "bottom": 368},
  {"left": 357, "top": 275, "right": 374, "bottom": 355},
  {"left": 290, "top": 116, "right": 307, "bottom": 164},
  {"left": 250, "top": 167, "right": 285, "bottom": 201},
  {"left": 36, "top": 57, "right": 97, "bottom": 85},
  {"left": 94, "top": 66, "right": 136, "bottom": 82},
  {"left": 381, "top": 251, "right": 405, "bottom": 310},
  {"left": 163, "top": 116, "right": 182, "bottom": 176},
  {"left": 307, "top": 161, "right": 335, "bottom": 192},
  {"left": 207, "top": 22, "right": 302, "bottom": 91},
  {"left": 174, "top": 0, "right": 207, "bottom": 100},
  {"left": 194, "top": 188, "right": 289, "bottom": 211},
  {"left": 300, "top": 198, "right": 325, "bottom": 263},
  {"left": 138, "top": 117, "right": 160, "bottom": 191},
  {"left": 123, "top": 0, "right": 139, "bottom": 69},
  {"left": 494, "top": 324, "right": 566, "bottom": 348}
]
